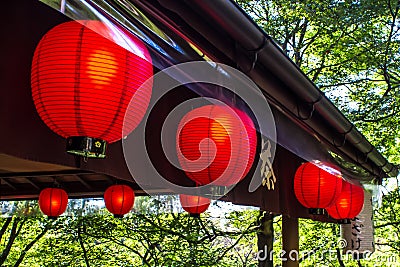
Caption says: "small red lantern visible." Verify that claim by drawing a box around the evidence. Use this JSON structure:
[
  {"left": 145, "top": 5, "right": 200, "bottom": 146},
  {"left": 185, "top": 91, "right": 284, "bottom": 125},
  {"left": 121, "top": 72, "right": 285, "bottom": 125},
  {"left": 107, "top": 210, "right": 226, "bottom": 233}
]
[
  {"left": 177, "top": 105, "right": 257, "bottom": 186},
  {"left": 38, "top": 188, "right": 68, "bottom": 219},
  {"left": 294, "top": 161, "right": 342, "bottom": 214},
  {"left": 179, "top": 194, "right": 211, "bottom": 217},
  {"left": 104, "top": 185, "right": 135, "bottom": 218},
  {"left": 326, "top": 181, "right": 364, "bottom": 220},
  {"left": 31, "top": 20, "right": 153, "bottom": 158}
]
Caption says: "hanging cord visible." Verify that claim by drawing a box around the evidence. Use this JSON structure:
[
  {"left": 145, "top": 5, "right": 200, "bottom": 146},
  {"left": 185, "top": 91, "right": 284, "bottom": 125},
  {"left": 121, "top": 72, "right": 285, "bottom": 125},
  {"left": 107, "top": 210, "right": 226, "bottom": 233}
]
[
  {"left": 52, "top": 176, "right": 59, "bottom": 188},
  {"left": 74, "top": 155, "right": 81, "bottom": 168}
]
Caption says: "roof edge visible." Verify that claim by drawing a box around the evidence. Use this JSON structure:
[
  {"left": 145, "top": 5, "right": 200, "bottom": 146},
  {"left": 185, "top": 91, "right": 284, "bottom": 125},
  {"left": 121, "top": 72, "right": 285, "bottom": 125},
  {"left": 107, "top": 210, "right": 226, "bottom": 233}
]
[{"left": 154, "top": 0, "right": 398, "bottom": 178}]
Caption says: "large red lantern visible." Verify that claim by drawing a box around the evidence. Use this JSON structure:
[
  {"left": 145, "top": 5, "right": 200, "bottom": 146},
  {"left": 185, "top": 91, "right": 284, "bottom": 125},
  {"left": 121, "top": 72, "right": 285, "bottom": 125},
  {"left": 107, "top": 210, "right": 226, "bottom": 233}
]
[
  {"left": 104, "top": 185, "right": 135, "bottom": 218},
  {"left": 294, "top": 161, "right": 342, "bottom": 214},
  {"left": 179, "top": 194, "right": 211, "bottom": 217},
  {"left": 31, "top": 20, "right": 153, "bottom": 158},
  {"left": 39, "top": 188, "right": 68, "bottom": 219},
  {"left": 177, "top": 105, "right": 257, "bottom": 186},
  {"left": 326, "top": 181, "right": 364, "bottom": 220}
]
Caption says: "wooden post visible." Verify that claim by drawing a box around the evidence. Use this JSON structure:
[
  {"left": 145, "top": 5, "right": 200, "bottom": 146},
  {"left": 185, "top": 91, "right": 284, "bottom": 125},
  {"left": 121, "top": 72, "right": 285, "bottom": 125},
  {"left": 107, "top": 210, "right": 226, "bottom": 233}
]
[{"left": 282, "top": 215, "right": 299, "bottom": 267}]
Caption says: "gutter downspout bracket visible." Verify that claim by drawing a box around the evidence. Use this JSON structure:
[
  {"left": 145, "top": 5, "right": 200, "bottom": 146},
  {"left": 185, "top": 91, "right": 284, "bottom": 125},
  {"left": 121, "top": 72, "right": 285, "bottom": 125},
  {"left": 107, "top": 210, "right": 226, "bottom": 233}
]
[
  {"left": 333, "top": 125, "right": 354, "bottom": 148},
  {"left": 234, "top": 37, "right": 268, "bottom": 75},
  {"left": 296, "top": 94, "right": 322, "bottom": 121}
]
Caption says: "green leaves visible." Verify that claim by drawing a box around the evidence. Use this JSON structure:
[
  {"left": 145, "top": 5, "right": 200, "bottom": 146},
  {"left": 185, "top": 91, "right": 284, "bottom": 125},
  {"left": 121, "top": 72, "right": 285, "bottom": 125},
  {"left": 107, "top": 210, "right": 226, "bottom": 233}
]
[
  {"left": 237, "top": 0, "right": 400, "bottom": 163},
  {"left": 0, "top": 198, "right": 262, "bottom": 267}
]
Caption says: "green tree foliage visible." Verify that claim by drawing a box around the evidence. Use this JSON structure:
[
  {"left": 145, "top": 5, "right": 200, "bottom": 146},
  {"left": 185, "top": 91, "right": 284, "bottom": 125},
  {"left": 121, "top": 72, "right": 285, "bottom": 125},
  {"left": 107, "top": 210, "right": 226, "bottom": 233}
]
[
  {"left": 236, "top": 0, "right": 400, "bottom": 162},
  {"left": 235, "top": 1, "right": 400, "bottom": 266},
  {"left": 2, "top": 1, "right": 400, "bottom": 267},
  {"left": 1, "top": 198, "right": 399, "bottom": 267},
  {"left": 0, "top": 199, "right": 262, "bottom": 267}
]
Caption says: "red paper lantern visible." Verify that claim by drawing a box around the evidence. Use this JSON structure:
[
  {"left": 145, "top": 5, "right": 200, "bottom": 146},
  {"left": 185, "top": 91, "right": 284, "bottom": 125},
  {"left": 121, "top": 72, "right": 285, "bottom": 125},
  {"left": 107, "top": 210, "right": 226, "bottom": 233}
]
[
  {"left": 326, "top": 181, "right": 364, "bottom": 220},
  {"left": 177, "top": 105, "right": 257, "bottom": 186},
  {"left": 39, "top": 188, "right": 68, "bottom": 219},
  {"left": 294, "top": 162, "right": 342, "bottom": 214},
  {"left": 104, "top": 185, "right": 135, "bottom": 218},
  {"left": 31, "top": 20, "right": 153, "bottom": 158},
  {"left": 179, "top": 194, "right": 210, "bottom": 217}
]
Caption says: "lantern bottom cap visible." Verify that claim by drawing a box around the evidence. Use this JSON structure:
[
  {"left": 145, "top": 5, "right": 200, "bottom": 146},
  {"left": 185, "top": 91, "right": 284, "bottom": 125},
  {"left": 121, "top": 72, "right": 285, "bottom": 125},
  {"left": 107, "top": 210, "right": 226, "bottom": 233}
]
[
  {"left": 66, "top": 136, "right": 107, "bottom": 158},
  {"left": 192, "top": 185, "right": 229, "bottom": 199},
  {"left": 308, "top": 208, "right": 326, "bottom": 215},
  {"left": 337, "top": 219, "right": 351, "bottom": 224},
  {"left": 47, "top": 216, "right": 58, "bottom": 220},
  {"left": 113, "top": 214, "right": 124, "bottom": 219},
  {"left": 189, "top": 213, "right": 200, "bottom": 218}
]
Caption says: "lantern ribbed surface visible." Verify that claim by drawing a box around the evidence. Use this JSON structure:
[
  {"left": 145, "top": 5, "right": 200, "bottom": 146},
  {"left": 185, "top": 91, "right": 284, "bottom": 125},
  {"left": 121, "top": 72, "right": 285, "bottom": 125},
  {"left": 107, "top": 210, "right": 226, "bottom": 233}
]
[
  {"left": 326, "top": 181, "right": 364, "bottom": 220},
  {"left": 104, "top": 185, "right": 135, "bottom": 217},
  {"left": 31, "top": 20, "right": 153, "bottom": 144},
  {"left": 177, "top": 105, "right": 257, "bottom": 186},
  {"left": 39, "top": 188, "right": 68, "bottom": 218},
  {"left": 179, "top": 194, "right": 210, "bottom": 215},
  {"left": 294, "top": 162, "right": 342, "bottom": 209}
]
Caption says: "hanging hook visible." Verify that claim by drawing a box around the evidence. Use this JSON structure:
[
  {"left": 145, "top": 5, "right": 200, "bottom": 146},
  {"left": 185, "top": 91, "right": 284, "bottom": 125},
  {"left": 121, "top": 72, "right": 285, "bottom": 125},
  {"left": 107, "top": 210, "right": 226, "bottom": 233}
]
[
  {"left": 74, "top": 155, "right": 81, "bottom": 168},
  {"left": 52, "top": 176, "right": 60, "bottom": 188}
]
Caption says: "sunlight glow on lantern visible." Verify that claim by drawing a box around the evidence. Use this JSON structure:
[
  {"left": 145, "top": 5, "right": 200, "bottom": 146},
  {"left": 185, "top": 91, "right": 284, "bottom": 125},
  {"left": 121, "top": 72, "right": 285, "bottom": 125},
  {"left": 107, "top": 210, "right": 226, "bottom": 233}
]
[
  {"left": 179, "top": 194, "right": 211, "bottom": 217},
  {"left": 104, "top": 185, "right": 135, "bottom": 218},
  {"left": 38, "top": 188, "right": 68, "bottom": 219},
  {"left": 326, "top": 181, "right": 364, "bottom": 220},
  {"left": 177, "top": 105, "right": 257, "bottom": 186},
  {"left": 31, "top": 20, "right": 153, "bottom": 158},
  {"left": 87, "top": 50, "right": 117, "bottom": 84},
  {"left": 294, "top": 161, "right": 343, "bottom": 214}
]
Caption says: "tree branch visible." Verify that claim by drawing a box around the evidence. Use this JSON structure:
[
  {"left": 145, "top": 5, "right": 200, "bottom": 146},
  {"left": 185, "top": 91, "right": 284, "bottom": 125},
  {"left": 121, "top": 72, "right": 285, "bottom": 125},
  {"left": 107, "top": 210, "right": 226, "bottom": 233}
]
[
  {"left": 336, "top": 248, "right": 346, "bottom": 267},
  {"left": 78, "top": 221, "right": 91, "bottom": 267},
  {"left": 83, "top": 231, "right": 151, "bottom": 267},
  {"left": 14, "top": 221, "right": 53, "bottom": 267},
  {"left": 0, "top": 217, "right": 13, "bottom": 241},
  {"left": 375, "top": 220, "right": 400, "bottom": 229},
  {"left": 0, "top": 217, "right": 25, "bottom": 265}
]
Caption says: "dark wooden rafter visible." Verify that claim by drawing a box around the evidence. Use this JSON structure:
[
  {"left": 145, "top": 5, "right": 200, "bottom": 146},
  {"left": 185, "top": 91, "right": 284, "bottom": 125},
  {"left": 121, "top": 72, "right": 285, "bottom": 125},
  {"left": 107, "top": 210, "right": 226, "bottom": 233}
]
[
  {"left": 74, "top": 175, "right": 93, "bottom": 191},
  {"left": 23, "top": 177, "right": 41, "bottom": 191},
  {"left": 0, "top": 170, "right": 92, "bottom": 178},
  {"left": 0, "top": 178, "right": 17, "bottom": 191},
  {"left": 0, "top": 171, "right": 157, "bottom": 200}
]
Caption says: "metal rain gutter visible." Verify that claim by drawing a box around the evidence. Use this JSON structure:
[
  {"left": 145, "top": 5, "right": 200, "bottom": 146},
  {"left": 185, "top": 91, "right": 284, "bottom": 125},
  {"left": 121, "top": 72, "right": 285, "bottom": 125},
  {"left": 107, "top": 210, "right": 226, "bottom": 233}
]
[{"left": 148, "top": 0, "right": 397, "bottom": 179}]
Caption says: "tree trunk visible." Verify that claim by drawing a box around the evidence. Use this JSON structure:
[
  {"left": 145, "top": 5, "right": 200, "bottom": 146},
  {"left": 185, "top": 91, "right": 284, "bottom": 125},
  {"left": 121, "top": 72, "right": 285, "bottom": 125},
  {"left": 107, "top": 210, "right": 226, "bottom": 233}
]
[{"left": 257, "top": 211, "right": 274, "bottom": 267}]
